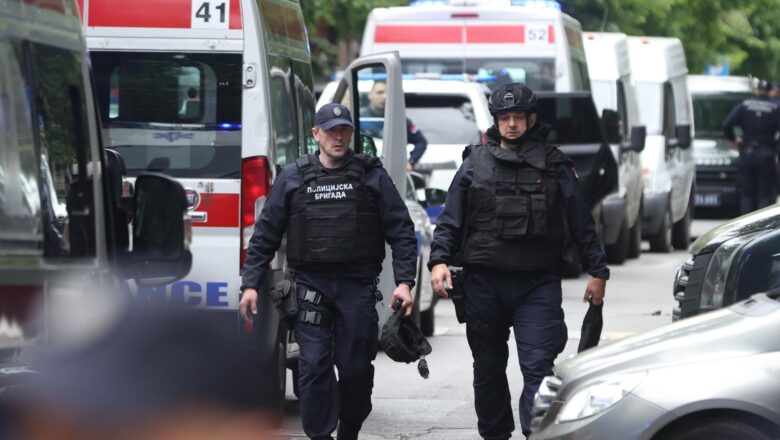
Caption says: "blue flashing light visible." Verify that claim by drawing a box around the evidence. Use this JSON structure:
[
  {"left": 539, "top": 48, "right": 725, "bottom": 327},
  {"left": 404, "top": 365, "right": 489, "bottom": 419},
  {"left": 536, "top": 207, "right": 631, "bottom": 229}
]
[
  {"left": 356, "top": 72, "right": 390, "bottom": 81},
  {"left": 510, "top": 0, "right": 561, "bottom": 10},
  {"left": 218, "top": 123, "right": 242, "bottom": 130},
  {"left": 410, "top": 0, "right": 451, "bottom": 6}
]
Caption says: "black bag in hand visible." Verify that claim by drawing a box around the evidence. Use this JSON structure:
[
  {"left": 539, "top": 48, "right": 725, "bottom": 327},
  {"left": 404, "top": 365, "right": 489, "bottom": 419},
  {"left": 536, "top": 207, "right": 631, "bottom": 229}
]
[
  {"left": 577, "top": 301, "right": 603, "bottom": 353},
  {"left": 380, "top": 301, "right": 433, "bottom": 378}
]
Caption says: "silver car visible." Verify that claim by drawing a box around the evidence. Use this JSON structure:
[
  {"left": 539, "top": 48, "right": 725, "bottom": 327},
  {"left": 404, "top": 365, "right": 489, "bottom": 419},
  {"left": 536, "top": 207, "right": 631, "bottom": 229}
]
[{"left": 531, "top": 292, "right": 780, "bottom": 440}]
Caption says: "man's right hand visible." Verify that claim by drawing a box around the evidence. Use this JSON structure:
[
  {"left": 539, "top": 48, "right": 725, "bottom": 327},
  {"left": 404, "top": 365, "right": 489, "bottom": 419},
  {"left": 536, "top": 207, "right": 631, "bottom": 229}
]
[
  {"left": 239, "top": 288, "right": 259, "bottom": 324},
  {"left": 431, "top": 263, "right": 452, "bottom": 298}
]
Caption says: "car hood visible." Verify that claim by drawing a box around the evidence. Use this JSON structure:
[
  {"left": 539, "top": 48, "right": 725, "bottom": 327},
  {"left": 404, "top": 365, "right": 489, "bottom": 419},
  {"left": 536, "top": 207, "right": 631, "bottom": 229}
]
[
  {"left": 556, "top": 293, "right": 780, "bottom": 390},
  {"left": 693, "top": 137, "right": 738, "bottom": 159},
  {"left": 689, "top": 203, "right": 780, "bottom": 256}
]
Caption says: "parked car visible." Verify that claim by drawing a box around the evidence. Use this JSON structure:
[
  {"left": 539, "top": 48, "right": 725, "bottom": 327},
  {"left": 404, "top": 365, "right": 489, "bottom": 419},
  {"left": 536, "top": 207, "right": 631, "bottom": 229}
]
[
  {"left": 531, "top": 292, "right": 780, "bottom": 440},
  {"left": 673, "top": 203, "right": 780, "bottom": 320},
  {"left": 688, "top": 75, "right": 754, "bottom": 218}
]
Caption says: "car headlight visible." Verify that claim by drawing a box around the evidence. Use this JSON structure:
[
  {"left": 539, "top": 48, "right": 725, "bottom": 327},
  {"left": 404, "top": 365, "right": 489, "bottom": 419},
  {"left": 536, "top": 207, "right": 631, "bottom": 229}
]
[
  {"left": 557, "top": 372, "right": 646, "bottom": 422},
  {"left": 700, "top": 232, "right": 761, "bottom": 309}
]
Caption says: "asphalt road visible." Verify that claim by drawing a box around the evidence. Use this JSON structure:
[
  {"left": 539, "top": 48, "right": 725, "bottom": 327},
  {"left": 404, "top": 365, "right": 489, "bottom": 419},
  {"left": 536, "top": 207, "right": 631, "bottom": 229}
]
[{"left": 273, "top": 218, "right": 732, "bottom": 440}]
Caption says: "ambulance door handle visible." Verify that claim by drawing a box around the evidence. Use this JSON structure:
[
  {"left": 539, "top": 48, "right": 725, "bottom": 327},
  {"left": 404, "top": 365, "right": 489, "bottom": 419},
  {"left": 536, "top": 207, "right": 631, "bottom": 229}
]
[
  {"left": 190, "top": 211, "right": 208, "bottom": 222},
  {"left": 243, "top": 63, "right": 257, "bottom": 88}
]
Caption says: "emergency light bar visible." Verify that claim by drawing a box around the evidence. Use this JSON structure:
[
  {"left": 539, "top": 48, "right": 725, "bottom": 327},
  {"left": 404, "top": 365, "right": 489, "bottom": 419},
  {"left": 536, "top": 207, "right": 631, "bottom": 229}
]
[{"left": 409, "top": 0, "right": 561, "bottom": 9}]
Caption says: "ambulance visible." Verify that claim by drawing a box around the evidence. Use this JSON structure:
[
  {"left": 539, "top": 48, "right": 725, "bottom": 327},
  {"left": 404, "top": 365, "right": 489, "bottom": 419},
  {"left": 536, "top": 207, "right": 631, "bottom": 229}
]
[
  {"left": 79, "top": 0, "right": 410, "bottom": 408},
  {"left": 360, "top": 0, "right": 591, "bottom": 92},
  {"left": 1, "top": 0, "right": 190, "bottom": 388},
  {"left": 628, "top": 37, "right": 696, "bottom": 253},
  {"left": 584, "top": 32, "right": 646, "bottom": 263}
]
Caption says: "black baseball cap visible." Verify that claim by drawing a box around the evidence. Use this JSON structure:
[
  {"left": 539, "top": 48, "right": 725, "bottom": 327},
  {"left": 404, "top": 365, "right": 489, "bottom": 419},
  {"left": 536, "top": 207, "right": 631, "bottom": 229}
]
[
  {"left": 758, "top": 79, "right": 771, "bottom": 90},
  {"left": 315, "top": 103, "right": 354, "bottom": 130}
]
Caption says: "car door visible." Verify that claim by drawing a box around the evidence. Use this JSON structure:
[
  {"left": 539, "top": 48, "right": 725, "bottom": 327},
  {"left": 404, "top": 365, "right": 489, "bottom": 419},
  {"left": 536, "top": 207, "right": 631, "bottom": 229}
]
[{"left": 323, "top": 52, "right": 407, "bottom": 324}]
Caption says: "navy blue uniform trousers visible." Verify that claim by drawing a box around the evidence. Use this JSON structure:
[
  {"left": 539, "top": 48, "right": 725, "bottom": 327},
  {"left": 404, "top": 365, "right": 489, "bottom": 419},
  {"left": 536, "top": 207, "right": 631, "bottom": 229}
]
[
  {"left": 464, "top": 269, "right": 567, "bottom": 439},
  {"left": 293, "top": 272, "right": 379, "bottom": 440},
  {"left": 739, "top": 145, "right": 778, "bottom": 214}
]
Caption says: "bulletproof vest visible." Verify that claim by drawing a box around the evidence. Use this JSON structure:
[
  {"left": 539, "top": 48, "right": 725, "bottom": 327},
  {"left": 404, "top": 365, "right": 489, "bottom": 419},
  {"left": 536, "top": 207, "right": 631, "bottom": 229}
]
[
  {"left": 287, "top": 154, "right": 385, "bottom": 265},
  {"left": 460, "top": 143, "right": 567, "bottom": 271}
]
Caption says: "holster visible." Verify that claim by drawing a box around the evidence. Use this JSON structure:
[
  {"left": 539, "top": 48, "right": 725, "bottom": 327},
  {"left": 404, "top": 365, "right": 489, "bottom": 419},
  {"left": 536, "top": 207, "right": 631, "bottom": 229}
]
[
  {"left": 449, "top": 268, "right": 467, "bottom": 324},
  {"left": 269, "top": 279, "right": 298, "bottom": 321}
]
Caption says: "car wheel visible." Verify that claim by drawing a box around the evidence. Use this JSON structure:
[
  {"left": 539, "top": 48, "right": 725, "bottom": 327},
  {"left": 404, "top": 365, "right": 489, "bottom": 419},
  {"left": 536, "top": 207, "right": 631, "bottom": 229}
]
[
  {"left": 648, "top": 207, "right": 673, "bottom": 253},
  {"left": 663, "top": 417, "right": 771, "bottom": 440},
  {"left": 672, "top": 193, "right": 693, "bottom": 250},
  {"left": 420, "top": 305, "right": 435, "bottom": 337},
  {"left": 627, "top": 204, "right": 642, "bottom": 259},
  {"left": 605, "top": 217, "right": 629, "bottom": 264}
]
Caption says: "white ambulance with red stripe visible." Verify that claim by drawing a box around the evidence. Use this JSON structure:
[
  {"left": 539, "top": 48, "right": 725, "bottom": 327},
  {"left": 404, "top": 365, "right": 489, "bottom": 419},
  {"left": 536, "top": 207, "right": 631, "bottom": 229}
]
[
  {"left": 79, "top": 0, "right": 410, "bottom": 408},
  {"left": 360, "top": 0, "right": 591, "bottom": 92}
]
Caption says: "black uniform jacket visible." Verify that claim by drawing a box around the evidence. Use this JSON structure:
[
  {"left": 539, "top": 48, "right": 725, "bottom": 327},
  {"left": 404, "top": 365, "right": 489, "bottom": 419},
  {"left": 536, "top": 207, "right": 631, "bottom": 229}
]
[
  {"left": 722, "top": 95, "right": 780, "bottom": 147},
  {"left": 241, "top": 151, "right": 418, "bottom": 291},
  {"left": 428, "top": 125, "right": 610, "bottom": 280}
]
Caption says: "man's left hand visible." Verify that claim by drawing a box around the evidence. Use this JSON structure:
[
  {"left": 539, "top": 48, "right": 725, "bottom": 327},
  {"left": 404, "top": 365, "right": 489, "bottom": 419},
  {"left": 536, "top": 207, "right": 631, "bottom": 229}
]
[
  {"left": 583, "top": 277, "right": 606, "bottom": 305},
  {"left": 406, "top": 161, "right": 414, "bottom": 172},
  {"left": 390, "top": 284, "right": 414, "bottom": 316}
]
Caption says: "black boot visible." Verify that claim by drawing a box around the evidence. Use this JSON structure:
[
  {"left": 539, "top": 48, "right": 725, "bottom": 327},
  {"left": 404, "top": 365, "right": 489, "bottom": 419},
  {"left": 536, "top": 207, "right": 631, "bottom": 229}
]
[{"left": 336, "top": 423, "right": 359, "bottom": 440}]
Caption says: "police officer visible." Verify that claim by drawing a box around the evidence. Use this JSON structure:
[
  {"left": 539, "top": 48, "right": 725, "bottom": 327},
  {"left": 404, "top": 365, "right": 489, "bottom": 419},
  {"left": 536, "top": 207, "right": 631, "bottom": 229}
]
[
  {"left": 722, "top": 79, "right": 780, "bottom": 214},
  {"left": 239, "top": 103, "right": 418, "bottom": 440},
  {"left": 428, "top": 83, "right": 609, "bottom": 439},
  {"left": 362, "top": 80, "right": 428, "bottom": 171}
]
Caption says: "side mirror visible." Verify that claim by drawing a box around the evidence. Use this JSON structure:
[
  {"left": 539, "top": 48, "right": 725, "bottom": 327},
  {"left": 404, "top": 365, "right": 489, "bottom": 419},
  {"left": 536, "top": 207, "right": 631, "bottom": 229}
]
[
  {"left": 360, "top": 134, "right": 378, "bottom": 156},
  {"left": 622, "top": 126, "right": 646, "bottom": 153},
  {"left": 424, "top": 188, "right": 448, "bottom": 207},
  {"left": 676, "top": 124, "right": 692, "bottom": 149},
  {"left": 128, "top": 173, "right": 192, "bottom": 286},
  {"left": 601, "top": 109, "right": 622, "bottom": 144}
]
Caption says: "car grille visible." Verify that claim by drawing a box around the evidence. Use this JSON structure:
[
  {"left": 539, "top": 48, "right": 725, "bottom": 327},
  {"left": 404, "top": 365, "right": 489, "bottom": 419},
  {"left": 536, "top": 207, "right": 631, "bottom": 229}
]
[
  {"left": 531, "top": 375, "right": 563, "bottom": 433},
  {"left": 672, "top": 253, "right": 712, "bottom": 320},
  {"left": 696, "top": 165, "right": 737, "bottom": 185}
]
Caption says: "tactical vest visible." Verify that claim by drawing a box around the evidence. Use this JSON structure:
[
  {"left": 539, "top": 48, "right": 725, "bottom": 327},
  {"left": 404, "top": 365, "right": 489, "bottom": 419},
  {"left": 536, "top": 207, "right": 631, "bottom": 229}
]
[
  {"left": 460, "top": 144, "right": 568, "bottom": 271},
  {"left": 286, "top": 154, "right": 385, "bottom": 265}
]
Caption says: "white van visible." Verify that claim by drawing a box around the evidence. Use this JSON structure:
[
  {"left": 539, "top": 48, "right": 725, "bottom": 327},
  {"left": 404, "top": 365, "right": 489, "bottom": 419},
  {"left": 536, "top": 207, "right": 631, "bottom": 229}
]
[
  {"left": 584, "top": 32, "right": 646, "bottom": 263},
  {"left": 360, "top": 2, "right": 591, "bottom": 92},
  {"left": 688, "top": 75, "right": 754, "bottom": 217},
  {"left": 80, "top": 0, "right": 410, "bottom": 407},
  {"left": 628, "top": 36, "right": 695, "bottom": 252},
  {"left": 1, "top": 0, "right": 190, "bottom": 388}
]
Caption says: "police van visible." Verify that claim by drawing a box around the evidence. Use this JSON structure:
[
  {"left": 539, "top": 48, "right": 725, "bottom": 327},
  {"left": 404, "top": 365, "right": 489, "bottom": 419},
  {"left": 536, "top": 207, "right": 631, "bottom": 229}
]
[
  {"left": 360, "top": 0, "right": 591, "bottom": 92},
  {"left": 0, "top": 0, "right": 191, "bottom": 389},
  {"left": 627, "top": 36, "right": 696, "bottom": 252},
  {"left": 584, "top": 32, "right": 646, "bottom": 263},
  {"left": 79, "top": 0, "right": 410, "bottom": 407}
]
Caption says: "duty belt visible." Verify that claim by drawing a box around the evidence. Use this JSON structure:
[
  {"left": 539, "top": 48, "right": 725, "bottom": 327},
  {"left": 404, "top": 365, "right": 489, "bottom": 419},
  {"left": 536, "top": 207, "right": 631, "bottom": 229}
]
[
  {"left": 297, "top": 286, "right": 323, "bottom": 305},
  {"left": 295, "top": 286, "right": 333, "bottom": 329}
]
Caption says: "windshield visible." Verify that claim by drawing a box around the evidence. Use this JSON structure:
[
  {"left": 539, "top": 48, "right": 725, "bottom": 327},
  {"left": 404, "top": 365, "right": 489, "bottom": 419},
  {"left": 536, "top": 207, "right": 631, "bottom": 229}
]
[
  {"left": 91, "top": 51, "right": 243, "bottom": 178},
  {"left": 635, "top": 82, "right": 662, "bottom": 134},
  {"left": 693, "top": 93, "right": 749, "bottom": 137},
  {"left": 536, "top": 95, "right": 604, "bottom": 144},
  {"left": 402, "top": 58, "right": 555, "bottom": 92},
  {"left": 405, "top": 94, "right": 481, "bottom": 145}
]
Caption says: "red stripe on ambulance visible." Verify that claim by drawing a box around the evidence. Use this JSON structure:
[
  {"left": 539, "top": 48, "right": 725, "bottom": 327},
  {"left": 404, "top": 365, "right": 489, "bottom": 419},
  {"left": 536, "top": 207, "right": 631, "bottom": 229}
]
[
  {"left": 375, "top": 25, "right": 462, "bottom": 43},
  {"left": 466, "top": 25, "right": 524, "bottom": 43},
  {"left": 86, "top": 0, "right": 242, "bottom": 29},
  {"left": 229, "top": 0, "right": 240, "bottom": 29},
  {"left": 194, "top": 193, "right": 239, "bottom": 228},
  {"left": 548, "top": 24, "right": 555, "bottom": 43}
]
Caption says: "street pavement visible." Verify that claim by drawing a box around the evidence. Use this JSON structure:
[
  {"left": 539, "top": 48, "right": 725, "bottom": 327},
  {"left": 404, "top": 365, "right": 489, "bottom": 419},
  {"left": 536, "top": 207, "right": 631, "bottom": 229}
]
[{"left": 272, "top": 218, "right": 730, "bottom": 439}]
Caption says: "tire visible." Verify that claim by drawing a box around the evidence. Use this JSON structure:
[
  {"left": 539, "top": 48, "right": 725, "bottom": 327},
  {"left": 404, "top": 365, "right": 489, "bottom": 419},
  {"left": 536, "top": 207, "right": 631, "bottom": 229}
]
[
  {"left": 420, "top": 306, "right": 435, "bottom": 337},
  {"left": 663, "top": 417, "right": 771, "bottom": 440},
  {"left": 605, "top": 217, "right": 629, "bottom": 264},
  {"left": 648, "top": 207, "right": 673, "bottom": 253},
  {"left": 672, "top": 195, "right": 693, "bottom": 250},
  {"left": 627, "top": 204, "right": 642, "bottom": 259}
]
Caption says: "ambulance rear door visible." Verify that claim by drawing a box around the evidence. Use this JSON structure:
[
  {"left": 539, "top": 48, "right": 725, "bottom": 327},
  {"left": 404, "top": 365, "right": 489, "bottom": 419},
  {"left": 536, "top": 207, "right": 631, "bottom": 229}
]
[{"left": 322, "top": 52, "right": 407, "bottom": 324}]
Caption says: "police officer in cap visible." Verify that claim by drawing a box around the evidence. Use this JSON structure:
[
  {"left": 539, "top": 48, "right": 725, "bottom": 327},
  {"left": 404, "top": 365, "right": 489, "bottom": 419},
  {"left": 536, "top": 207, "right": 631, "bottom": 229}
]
[
  {"left": 239, "top": 103, "right": 418, "bottom": 440},
  {"left": 429, "top": 83, "right": 609, "bottom": 439},
  {"left": 722, "top": 78, "right": 780, "bottom": 214}
]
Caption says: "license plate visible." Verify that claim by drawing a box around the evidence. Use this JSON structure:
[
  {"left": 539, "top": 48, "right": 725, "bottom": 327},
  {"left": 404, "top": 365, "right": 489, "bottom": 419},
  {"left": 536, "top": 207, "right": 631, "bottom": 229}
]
[{"left": 695, "top": 193, "right": 722, "bottom": 207}]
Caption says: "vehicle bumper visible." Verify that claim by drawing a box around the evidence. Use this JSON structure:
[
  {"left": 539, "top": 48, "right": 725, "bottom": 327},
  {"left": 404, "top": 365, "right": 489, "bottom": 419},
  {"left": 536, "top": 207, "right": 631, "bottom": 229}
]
[
  {"left": 601, "top": 197, "right": 627, "bottom": 245},
  {"left": 641, "top": 192, "right": 668, "bottom": 237},
  {"left": 531, "top": 394, "right": 671, "bottom": 440}
]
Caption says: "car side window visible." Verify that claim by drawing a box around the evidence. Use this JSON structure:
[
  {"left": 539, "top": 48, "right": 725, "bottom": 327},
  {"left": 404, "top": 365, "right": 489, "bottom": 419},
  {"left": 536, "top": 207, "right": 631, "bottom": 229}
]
[
  {"left": 270, "top": 68, "right": 299, "bottom": 167},
  {"left": 0, "top": 40, "right": 40, "bottom": 256},
  {"left": 30, "top": 43, "right": 97, "bottom": 259},
  {"left": 662, "top": 82, "right": 676, "bottom": 139},
  {"left": 617, "top": 81, "right": 628, "bottom": 142}
]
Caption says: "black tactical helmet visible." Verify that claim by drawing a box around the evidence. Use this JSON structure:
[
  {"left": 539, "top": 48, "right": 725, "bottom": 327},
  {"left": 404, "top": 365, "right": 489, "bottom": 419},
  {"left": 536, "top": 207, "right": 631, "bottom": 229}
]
[
  {"left": 380, "top": 304, "right": 432, "bottom": 374},
  {"left": 758, "top": 79, "right": 771, "bottom": 91},
  {"left": 488, "top": 83, "right": 538, "bottom": 116}
]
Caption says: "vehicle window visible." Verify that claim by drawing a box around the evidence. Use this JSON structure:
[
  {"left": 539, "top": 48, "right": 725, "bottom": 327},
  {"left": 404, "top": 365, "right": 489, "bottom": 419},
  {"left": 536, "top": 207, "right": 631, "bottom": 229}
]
[
  {"left": 31, "top": 43, "right": 97, "bottom": 259},
  {"left": 91, "top": 51, "right": 242, "bottom": 178},
  {"left": 402, "top": 58, "right": 556, "bottom": 92},
  {"left": 270, "top": 65, "right": 300, "bottom": 167},
  {"left": 0, "top": 40, "right": 40, "bottom": 256},
  {"left": 662, "top": 82, "right": 676, "bottom": 139},
  {"left": 693, "top": 93, "right": 748, "bottom": 137},
  {"left": 292, "top": 60, "right": 316, "bottom": 156},
  {"left": 570, "top": 58, "right": 591, "bottom": 91},
  {"left": 635, "top": 82, "right": 662, "bottom": 134},
  {"left": 616, "top": 81, "right": 628, "bottom": 141},
  {"left": 356, "top": 65, "right": 387, "bottom": 157},
  {"left": 405, "top": 94, "right": 481, "bottom": 145},
  {"left": 536, "top": 95, "right": 603, "bottom": 144}
]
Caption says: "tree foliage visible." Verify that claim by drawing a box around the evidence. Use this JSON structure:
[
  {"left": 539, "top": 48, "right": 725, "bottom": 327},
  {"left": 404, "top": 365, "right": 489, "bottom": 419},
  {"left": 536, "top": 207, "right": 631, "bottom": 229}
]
[{"left": 561, "top": 0, "right": 780, "bottom": 78}]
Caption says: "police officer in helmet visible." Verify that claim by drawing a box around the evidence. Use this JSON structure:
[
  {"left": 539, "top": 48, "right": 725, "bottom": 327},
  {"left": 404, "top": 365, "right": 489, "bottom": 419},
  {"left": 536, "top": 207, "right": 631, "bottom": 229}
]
[
  {"left": 429, "top": 83, "right": 609, "bottom": 438},
  {"left": 722, "top": 79, "right": 780, "bottom": 214},
  {"left": 240, "top": 103, "right": 418, "bottom": 440}
]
